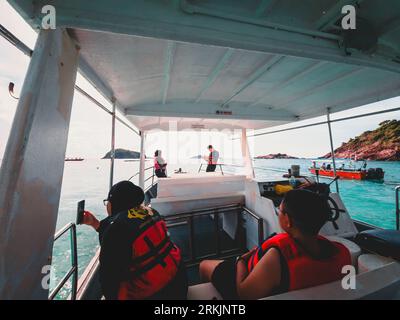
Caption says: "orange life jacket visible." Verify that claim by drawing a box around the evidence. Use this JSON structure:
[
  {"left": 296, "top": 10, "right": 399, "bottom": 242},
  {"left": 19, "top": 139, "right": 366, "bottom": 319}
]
[
  {"left": 247, "top": 233, "right": 351, "bottom": 291},
  {"left": 117, "top": 207, "right": 181, "bottom": 300}
]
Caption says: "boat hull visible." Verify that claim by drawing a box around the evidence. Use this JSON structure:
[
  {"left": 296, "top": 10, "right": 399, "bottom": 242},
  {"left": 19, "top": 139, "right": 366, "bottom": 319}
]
[{"left": 309, "top": 168, "right": 367, "bottom": 180}]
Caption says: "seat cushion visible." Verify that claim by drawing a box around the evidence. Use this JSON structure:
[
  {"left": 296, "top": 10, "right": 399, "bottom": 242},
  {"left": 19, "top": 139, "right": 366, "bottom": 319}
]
[
  {"left": 326, "top": 236, "right": 361, "bottom": 268},
  {"left": 263, "top": 262, "right": 400, "bottom": 300},
  {"left": 187, "top": 283, "right": 223, "bottom": 300},
  {"left": 355, "top": 229, "right": 400, "bottom": 260},
  {"left": 358, "top": 254, "right": 396, "bottom": 273}
]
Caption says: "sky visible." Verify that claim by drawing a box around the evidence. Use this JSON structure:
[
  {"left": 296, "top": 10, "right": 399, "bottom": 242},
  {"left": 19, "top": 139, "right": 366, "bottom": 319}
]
[{"left": 1, "top": 1, "right": 399, "bottom": 163}]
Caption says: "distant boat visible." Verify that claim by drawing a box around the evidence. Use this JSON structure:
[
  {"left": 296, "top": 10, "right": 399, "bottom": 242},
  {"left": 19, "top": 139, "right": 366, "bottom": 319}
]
[
  {"left": 309, "top": 160, "right": 384, "bottom": 181},
  {"left": 65, "top": 157, "right": 84, "bottom": 162}
]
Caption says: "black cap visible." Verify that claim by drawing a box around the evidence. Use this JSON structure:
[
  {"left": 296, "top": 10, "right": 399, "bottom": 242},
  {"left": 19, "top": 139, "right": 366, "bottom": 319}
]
[{"left": 107, "top": 181, "right": 145, "bottom": 215}]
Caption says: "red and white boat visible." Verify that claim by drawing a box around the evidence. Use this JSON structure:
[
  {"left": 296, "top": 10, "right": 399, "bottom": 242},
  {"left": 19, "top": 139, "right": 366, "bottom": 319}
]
[{"left": 309, "top": 160, "right": 384, "bottom": 181}]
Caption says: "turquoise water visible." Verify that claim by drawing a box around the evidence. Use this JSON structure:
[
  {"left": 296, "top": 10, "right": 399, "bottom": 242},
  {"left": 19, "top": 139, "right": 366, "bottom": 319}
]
[
  {"left": 51, "top": 158, "right": 400, "bottom": 299},
  {"left": 251, "top": 158, "right": 399, "bottom": 230}
]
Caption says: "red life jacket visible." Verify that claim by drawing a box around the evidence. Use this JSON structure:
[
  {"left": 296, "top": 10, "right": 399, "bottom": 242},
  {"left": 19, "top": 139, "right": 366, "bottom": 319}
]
[
  {"left": 118, "top": 208, "right": 181, "bottom": 300},
  {"left": 247, "top": 233, "right": 351, "bottom": 291},
  {"left": 154, "top": 159, "right": 161, "bottom": 170}
]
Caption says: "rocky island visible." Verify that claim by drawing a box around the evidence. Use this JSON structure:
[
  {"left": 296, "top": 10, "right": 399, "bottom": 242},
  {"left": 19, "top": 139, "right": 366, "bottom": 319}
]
[
  {"left": 102, "top": 148, "right": 141, "bottom": 159},
  {"left": 254, "top": 153, "right": 299, "bottom": 159},
  {"left": 323, "top": 120, "right": 400, "bottom": 161}
]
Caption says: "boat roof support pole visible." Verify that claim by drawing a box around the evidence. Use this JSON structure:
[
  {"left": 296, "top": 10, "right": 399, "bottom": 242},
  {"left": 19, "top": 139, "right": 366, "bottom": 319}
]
[
  {"left": 241, "top": 129, "right": 255, "bottom": 179},
  {"left": 0, "top": 28, "right": 79, "bottom": 299},
  {"left": 327, "top": 108, "right": 340, "bottom": 193},
  {"left": 139, "top": 131, "right": 146, "bottom": 189},
  {"left": 109, "top": 100, "right": 116, "bottom": 189}
]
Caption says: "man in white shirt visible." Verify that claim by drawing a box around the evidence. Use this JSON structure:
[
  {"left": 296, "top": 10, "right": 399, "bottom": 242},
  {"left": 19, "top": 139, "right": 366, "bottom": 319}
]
[{"left": 205, "top": 145, "right": 219, "bottom": 172}]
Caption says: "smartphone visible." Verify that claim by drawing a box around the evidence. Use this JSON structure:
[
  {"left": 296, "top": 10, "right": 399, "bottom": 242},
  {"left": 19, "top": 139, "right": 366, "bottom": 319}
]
[{"left": 76, "top": 200, "right": 85, "bottom": 225}]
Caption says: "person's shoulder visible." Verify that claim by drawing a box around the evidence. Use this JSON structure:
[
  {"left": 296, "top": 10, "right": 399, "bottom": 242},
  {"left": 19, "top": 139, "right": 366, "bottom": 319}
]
[
  {"left": 258, "top": 247, "right": 282, "bottom": 273},
  {"left": 105, "top": 212, "right": 128, "bottom": 230}
]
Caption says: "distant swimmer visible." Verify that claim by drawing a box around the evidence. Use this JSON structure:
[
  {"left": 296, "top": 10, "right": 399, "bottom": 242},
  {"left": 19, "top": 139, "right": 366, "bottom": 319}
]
[{"left": 203, "top": 145, "right": 219, "bottom": 172}]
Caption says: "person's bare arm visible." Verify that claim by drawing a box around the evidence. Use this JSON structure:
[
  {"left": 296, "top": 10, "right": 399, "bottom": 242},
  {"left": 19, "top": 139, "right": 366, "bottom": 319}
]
[
  {"left": 236, "top": 248, "right": 281, "bottom": 300},
  {"left": 235, "top": 248, "right": 257, "bottom": 284}
]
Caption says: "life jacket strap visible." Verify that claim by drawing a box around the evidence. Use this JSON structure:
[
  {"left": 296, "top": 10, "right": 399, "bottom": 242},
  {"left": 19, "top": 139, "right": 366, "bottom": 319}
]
[
  {"left": 131, "top": 241, "right": 175, "bottom": 277},
  {"left": 131, "top": 235, "right": 170, "bottom": 265}
]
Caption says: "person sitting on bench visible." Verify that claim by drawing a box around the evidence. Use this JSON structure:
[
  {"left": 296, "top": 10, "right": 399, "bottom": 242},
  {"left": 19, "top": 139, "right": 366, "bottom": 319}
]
[
  {"left": 199, "top": 189, "right": 351, "bottom": 300},
  {"left": 154, "top": 150, "right": 167, "bottom": 178}
]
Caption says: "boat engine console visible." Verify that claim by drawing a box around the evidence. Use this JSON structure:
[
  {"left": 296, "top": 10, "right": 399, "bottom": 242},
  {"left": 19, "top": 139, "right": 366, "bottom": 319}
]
[
  {"left": 258, "top": 176, "right": 321, "bottom": 207},
  {"left": 258, "top": 180, "right": 297, "bottom": 207}
]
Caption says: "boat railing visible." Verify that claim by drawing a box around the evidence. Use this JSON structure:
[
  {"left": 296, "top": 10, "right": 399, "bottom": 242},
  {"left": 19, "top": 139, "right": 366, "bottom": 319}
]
[
  {"left": 164, "top": 203, "right": 263, "bottom": 267},
  {"left": 396, "top": 186, "right": 400, "bottom": 231},
  {"left": 49, "top": 222, "right": 78, "bottom": 300},
  {"left": 128, "top": 165, "right": 156, "bottom": 189}
]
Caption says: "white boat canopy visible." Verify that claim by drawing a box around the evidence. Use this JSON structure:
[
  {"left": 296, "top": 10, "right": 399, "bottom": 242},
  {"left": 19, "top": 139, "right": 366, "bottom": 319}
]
[{"left": 8, "top": 0, "right": 400, "bottom": 131}]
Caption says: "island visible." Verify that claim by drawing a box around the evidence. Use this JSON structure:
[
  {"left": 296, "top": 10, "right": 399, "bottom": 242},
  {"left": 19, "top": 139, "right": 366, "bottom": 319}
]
[
  {"left": 254, "top": 153, "right": 299, "bottom": 159},
  {"left": 322, "top": 120, "right": 400, "bottom": 161},
  {"left": 102, "top": 148, "right": 142, "bottom": 159}
]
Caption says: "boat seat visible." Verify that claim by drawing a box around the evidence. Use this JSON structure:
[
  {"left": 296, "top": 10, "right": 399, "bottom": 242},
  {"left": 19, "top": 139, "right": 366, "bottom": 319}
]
[
  {"left": 189, "top": 262, "right": 400, "bottom": 300},
  {"left": 150, "top": 192, "right": 245, "bottom": 216},
  {"left": 263, "top": 262, "right": 400, "bottom": 300},
  {"left": 355, "top": 229, "right": 400, "bottom": 260},
  {"left": 357, "top": 254, "right": 396, "bottom": 273},
  {"left": 319, "top": 193, "right": 358, "bottom": 239},
  {"left": 326, "top": 236, "right": 362, "bottom": 268},
  {"left": 187, "top": 283, "right": 223, "bottom": 300}
]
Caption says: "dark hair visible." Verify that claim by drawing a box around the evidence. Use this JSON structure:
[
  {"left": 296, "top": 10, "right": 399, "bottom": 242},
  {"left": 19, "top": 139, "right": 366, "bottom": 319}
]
[
  {"left": 208, "top": 145, "right": 213, "bottom": 149},
  {"left": 154, "top": 150, "right": 159, "bottom": 157},
  {"left": 107, "top": 181, "right": 145, "bottom": 215},
  {"left": 281, "top": 189, "right": 330, "bottom": 235}
]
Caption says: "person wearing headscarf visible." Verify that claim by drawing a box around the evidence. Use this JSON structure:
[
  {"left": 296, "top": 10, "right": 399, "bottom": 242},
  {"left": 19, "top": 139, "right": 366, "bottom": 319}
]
[{"left": 154, "top": 150, "right": 167, "bottom": 178}]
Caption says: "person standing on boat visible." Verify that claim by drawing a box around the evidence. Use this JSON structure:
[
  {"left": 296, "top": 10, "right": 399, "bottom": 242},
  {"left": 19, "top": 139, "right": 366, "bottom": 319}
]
[
  {"left": 204, "top": 145, "right": 219, "bottom": 172},
  {"left": 199, "top": 189, "right": 351, "bottom": 299},
  {"left": 154, "top": 150, "right": 167, "bottom": 178},
  {"left": 82, "top": 181, "right": 188, "bottom": 300},
  {"left": 312, "top": 161, "right": 317, "bottom": 168}
]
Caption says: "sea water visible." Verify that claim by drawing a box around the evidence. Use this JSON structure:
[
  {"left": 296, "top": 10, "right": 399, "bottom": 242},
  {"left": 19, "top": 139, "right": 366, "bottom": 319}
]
[{"left": 51, "top": 158, "right": 400, "bottom": 299}]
